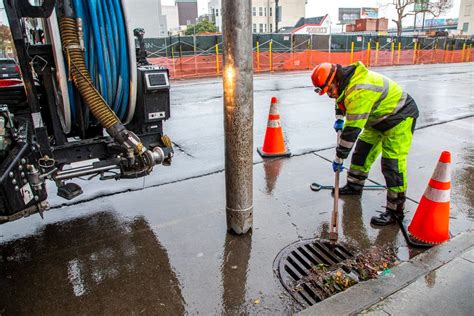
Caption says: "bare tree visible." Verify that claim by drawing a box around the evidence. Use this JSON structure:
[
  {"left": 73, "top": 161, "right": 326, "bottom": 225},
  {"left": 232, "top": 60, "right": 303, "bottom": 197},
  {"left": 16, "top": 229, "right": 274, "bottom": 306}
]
[
  {"left": 390, "top": 0, "right": 454, "bottom": 36},
  {"left": 391, "top": 0, "right": 416, "bottom": 37},
  {"left": 421, "top": 0, "right": 454, "bottom": 22}
]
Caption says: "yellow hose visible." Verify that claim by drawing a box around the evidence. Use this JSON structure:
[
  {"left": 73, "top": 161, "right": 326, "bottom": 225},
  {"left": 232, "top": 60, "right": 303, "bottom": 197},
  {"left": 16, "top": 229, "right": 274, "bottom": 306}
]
[{"left": 59, "top": 18, "right": 119, "bottom": 129}]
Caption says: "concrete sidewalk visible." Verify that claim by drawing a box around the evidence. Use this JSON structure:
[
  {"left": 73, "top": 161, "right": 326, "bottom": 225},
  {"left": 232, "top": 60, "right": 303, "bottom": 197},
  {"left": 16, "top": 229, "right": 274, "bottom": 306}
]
[{"left": 299, "top": 230, "right": 474, "bottom": 316}]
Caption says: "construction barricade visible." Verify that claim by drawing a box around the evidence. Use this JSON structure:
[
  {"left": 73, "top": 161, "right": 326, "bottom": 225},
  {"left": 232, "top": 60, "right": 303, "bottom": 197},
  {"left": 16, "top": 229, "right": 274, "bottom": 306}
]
[{"left": 146, "top": 34, "right": 474, "bottom": 80}]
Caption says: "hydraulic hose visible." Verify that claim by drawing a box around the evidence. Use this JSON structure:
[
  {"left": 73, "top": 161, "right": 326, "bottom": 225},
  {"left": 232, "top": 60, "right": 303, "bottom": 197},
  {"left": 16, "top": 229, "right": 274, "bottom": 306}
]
[
  {"left": 59, "top": 17, "right": 119, "bottom": 129},
  {"left": 58, "top": 0, "right": 167, "bottom": 169},
  {"left": 59, "top": 17, "right": 149, "bottom": 159}
]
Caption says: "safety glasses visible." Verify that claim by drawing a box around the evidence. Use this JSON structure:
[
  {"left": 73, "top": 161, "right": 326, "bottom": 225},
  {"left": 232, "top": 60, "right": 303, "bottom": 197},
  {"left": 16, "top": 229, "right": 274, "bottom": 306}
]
[{"left": 314, "top": 87, "right": 322, "bottom": 94}]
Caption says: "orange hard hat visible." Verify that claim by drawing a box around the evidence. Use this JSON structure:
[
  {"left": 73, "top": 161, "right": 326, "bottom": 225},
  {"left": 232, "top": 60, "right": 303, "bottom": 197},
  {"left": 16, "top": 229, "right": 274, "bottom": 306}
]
[{"left": 311, "top": 63, "right": 337, "bottom": 96}]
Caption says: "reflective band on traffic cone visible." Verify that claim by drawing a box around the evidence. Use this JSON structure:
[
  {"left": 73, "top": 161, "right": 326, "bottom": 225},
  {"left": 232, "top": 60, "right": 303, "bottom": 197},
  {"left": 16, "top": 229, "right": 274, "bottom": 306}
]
[
  {"left": 257, "top": 97, "right": 291, "bottom": 158},
  {"left": 408, "top": 151, "right": 451, "bottom": 244}
]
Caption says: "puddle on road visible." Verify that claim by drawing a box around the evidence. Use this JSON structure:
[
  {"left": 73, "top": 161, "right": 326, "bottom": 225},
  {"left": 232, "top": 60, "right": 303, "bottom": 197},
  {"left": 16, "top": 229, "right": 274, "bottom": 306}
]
[
  {"left": 0, "top": 212, "right": 186, "bottom": 315},
  {"left": 1, "top": 137, "right": 473, "bottom": 314}
]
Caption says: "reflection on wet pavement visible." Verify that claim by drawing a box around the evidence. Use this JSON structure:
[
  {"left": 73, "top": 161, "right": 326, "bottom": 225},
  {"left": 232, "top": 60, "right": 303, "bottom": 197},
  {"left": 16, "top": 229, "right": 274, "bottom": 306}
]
[
  {"left": 221, "top": 231, "right": 252, "bottom": 315},
  {"left": 341, "top": 197, "right": 371, "bottom": 250},
  {"left": 0, "top": 213, "right": 185, "bottom": 315},
  {"left": 453, "top": 146, "right": 474, "bottom": 220},
  {"left": 263, "top": 158, "right": 286, "bottom": 195}
]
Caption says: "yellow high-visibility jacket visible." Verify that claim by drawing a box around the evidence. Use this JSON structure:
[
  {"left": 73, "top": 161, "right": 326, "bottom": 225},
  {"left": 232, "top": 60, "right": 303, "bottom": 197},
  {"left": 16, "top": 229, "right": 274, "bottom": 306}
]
[{"left": 335, "top": 61, "right": 419, "bottom": 159}]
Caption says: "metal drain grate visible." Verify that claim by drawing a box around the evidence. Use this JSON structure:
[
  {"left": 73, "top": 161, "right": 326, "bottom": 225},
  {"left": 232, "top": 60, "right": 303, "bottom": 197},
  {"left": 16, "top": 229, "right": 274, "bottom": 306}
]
[{"left": 273, "top": 239, "right": 355, "bottom": 307}]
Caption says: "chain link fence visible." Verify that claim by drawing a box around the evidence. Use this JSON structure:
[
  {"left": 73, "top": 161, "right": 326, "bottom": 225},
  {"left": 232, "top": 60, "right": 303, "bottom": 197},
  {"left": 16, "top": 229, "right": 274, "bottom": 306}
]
[{"left": 145, "top": 34, "right": 474, "bottom": 79}]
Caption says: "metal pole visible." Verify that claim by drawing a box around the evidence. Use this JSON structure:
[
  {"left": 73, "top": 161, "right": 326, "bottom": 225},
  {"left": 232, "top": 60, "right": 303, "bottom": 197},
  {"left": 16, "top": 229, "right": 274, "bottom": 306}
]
[
  {"left": 391, "top": 40, "right": 395, "bottom": 65},
  {"left": 269, "top": 39, "right": 273, "bottom": 71},
  {"left": 193, "top": 27, "right": 198, "bottom": 75},
  {"left": 375, "top": 41, "right": 379, "bottom": 65},
  {"left": 398, "top": 41, "right": 401, "bottom": 64},
  {"left": 256, "top": 40, "right": 260, "bottom": 71},
  {"left": 413, "top": 12, "right": 417, "bottom": 34},
  {"left": 275, "top": 0, "right": 279, "bottom": 33},
  {"left": 413, "top": 41, "right": 417, "bottom": 64},
  {"left": 421, "top": 11, "right": 426, "bottom": 31},
  {"left": 366, "top": 41, "right": 371, "bottom": 67},
  {"left": 350, "top": 41, "right": 354, "bottom": 64},
  {"left": 222, "top": 0, "right": 254, "bottom": 234},
  {"left": 215, "top": 42, "right": 220, "bottom": 74},
  {"left": 461, "top": 42, "right": 466, "bottom": 62},
  {"left": 328, "top": 15, "right": 331, "bottom": 62}
]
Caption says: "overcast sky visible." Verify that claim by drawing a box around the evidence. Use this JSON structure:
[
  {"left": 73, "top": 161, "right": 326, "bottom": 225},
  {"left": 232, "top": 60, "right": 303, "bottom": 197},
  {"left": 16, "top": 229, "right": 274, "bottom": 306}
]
[
  {"left": 0, "top": 0, "right": 462, "bottom": 29},
  {"left": 161, "top": 0, "right": 461, "bottom": 22}
]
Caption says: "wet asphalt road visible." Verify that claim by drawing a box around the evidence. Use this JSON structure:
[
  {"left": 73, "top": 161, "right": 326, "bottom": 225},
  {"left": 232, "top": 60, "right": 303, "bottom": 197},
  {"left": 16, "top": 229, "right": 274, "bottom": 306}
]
[
  {"left": 37, "top": 63, "right": 474, "bottom": 207},
  {"left": 1, "top": 63, "right": 473, "bottom": 315}
]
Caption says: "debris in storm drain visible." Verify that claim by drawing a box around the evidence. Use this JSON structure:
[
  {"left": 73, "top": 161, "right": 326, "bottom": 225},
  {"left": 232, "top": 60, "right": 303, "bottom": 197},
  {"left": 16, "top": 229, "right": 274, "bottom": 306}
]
[
  {"left": 274, "top": 238, "right": 399, "bottom": 307},
  {"left": 302, "top": 245, "right": 399, "bottom": 300}
]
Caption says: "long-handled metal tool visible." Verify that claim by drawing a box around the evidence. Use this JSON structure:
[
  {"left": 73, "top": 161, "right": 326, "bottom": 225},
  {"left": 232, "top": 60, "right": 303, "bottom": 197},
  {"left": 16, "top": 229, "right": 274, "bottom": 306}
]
[
  {"left": 329, "top": 131, "right": 341, "bottom": 247},
  {"left": 329, "top": 166, "right": 340, "bottom": 247},
  {"left": 310, "top": 182, "right": 385, "bottom": 192}
]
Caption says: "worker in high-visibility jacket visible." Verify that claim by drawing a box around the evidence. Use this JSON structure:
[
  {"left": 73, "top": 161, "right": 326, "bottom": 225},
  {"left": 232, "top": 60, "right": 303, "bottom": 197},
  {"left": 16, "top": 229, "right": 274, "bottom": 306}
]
[{"left": 311, "top": 61, "right": 419, "bottom": 226}]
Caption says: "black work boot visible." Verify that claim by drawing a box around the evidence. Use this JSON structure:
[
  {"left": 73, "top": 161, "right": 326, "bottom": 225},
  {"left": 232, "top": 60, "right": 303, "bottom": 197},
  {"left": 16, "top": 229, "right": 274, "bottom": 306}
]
[
  {"left": 371, "top": 209, "right": 403, "bottom": 226},
  {"left": 332, "top": 183, "right": 363, "bottom": 196},
  {"left": 371, "top": 191, "right": 406, "bottom": 226}
]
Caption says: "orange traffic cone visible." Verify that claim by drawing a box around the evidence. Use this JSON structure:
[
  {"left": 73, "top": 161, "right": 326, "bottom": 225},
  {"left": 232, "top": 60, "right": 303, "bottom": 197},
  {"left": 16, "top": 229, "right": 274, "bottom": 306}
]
[
  {"left": 408, "top": 151, "right": 451, "bottom": 244},
  {"left": 257, "top": 97, "right": 291, "bottom": 158}
]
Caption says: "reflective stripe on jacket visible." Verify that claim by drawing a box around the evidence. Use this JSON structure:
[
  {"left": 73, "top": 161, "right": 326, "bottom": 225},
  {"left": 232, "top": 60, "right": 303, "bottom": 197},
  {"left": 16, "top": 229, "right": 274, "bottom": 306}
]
[{"left": 335, "top": 61, "right": 418, "bottom": 159}]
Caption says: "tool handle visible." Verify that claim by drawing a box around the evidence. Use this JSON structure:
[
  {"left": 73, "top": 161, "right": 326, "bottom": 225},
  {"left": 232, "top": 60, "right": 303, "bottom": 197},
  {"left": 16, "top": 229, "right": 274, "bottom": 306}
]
[
  {"left": 331, "top": 170, "right": 339, "bottom": 227},
  {"left": 330, "top": 131, "right": 341, "bottom": 239}
]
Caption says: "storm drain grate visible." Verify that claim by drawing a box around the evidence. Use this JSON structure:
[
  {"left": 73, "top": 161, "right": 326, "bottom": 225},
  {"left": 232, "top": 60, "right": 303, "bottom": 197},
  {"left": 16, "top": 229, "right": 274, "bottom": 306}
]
[{"left": 273, "top": 239, "right": 355, "bottom": 307}]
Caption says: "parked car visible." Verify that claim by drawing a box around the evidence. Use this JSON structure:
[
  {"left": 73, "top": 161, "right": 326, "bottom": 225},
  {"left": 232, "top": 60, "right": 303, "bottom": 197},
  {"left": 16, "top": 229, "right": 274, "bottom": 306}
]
[{"left": 0, "top": 58, "right": 21, "bottom": 79}]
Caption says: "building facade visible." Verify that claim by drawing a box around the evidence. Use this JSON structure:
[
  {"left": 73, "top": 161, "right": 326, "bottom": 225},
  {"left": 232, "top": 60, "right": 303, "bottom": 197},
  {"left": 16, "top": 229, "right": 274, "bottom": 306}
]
[
  {"left": 290, "top": 16, "right": 330, "bottom": 35},
  {"left": 123, "top": 0, "right": 167, "bottom": 38},
  {"left": 458, "top": 0, "right": 473, "bottom": 34},
  {"left": 208, "top": 0, "right": 306, "bottom": 33},
  {"left": 176, "top": 0, "right": 198, "bottom": 26},
  {"left": 162, "top": 5, "right": 180, "bottom": 35}
]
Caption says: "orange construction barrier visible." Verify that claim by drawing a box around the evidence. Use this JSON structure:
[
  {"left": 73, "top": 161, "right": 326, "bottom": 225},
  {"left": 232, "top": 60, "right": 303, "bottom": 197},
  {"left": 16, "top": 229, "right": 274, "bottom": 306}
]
[
  {"left": 149, "top": 48, "right": 472, "bottom": 80},
  {"left": 257, "top": 97, "right": 291, "bottom": 158},
  {"left": 408, "top": 151, "right": 451, "bottom": 244}
]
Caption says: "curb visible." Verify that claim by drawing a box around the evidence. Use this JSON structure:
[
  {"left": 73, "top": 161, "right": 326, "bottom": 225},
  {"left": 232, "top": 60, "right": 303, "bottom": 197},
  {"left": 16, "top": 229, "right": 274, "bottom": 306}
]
[{"left": 297, "top": 229, "right": 474, "bottom": 316}]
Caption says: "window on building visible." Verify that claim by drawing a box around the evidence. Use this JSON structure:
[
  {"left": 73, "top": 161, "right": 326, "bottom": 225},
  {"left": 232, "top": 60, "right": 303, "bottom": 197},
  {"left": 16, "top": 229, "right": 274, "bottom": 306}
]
[
  {"left": 259, "top": 23, "right": 263, "bottom": 33},
  {"left": 270, "top": 7, "right": 272, "bottom": 16},
  {"left": 259, "top": 7, "right": 263, "bottom": 16},
  {"left": 270, "top": 24, "right": 273, "bottom": 32},
  {"left": 216, "top": 9, "right": 219, "bottom": 17},
  {"left": 253, "top": 7, "right": 256, "bottom": 16},
  {"left": 264, "top": 24, "right": 267, "bottom": 32},
  {"left": 253, "top": 24, "right": 257, "bottom": 33},
  {"left": 465, "top": 5, "right": 472, "bottom": 16},
  {"left": 264, "top": 7, "right": 267, "bottom": 16},
  {"left": 463, "top": 22, "right": 469, "bottom": 32}
]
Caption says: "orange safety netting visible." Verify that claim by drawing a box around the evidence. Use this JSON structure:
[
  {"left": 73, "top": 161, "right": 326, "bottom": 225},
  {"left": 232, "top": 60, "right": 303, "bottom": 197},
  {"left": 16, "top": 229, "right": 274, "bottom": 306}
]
[{"left": 148, "top": 48, "right": 474, "bottom": 80}]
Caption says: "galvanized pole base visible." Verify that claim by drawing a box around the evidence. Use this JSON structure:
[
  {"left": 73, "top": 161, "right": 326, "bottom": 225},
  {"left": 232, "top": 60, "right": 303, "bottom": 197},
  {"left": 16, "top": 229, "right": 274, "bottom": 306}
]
[
  {"left": 226, "top": 206, "right": 253, "bottom": 235},
  {"left": 222, "top": 0, "right": 253, "bottom": 234}
]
